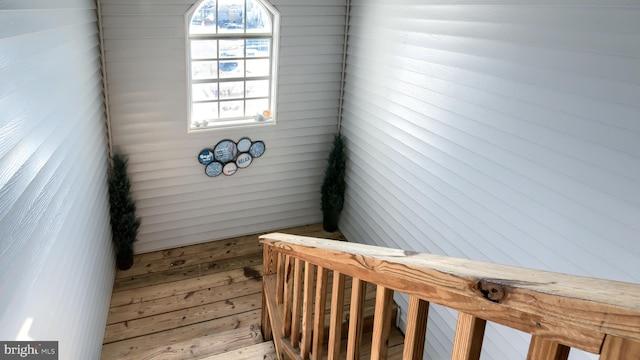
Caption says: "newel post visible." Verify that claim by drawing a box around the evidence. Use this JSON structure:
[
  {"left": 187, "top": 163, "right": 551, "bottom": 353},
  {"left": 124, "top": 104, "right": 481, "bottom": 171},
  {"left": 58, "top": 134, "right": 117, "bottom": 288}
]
[{"left": 262, "top": 243, "right": 278, "bottom": 341}]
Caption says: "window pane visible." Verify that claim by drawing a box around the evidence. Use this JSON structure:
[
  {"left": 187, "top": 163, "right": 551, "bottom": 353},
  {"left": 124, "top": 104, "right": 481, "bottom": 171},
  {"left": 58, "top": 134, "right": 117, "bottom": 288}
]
[
  {"left": 246, "top": 59, "right": 269, "bottom": 77},
  {"left": 187, "top": 0, "right": 278, "bottom": 130},
  {"left": 191, "top": 40, "right": 217, "bottom": 59},
  {"left": 246, "top": 0, "right": 271, "bottom": 33},
  {"left": 192, "top": 102, "right": 219, "bottom": 124},
  {"left": 246, "top": 80, "right": 268, "bottom": 97},
  {"left": 246, "top": 39, "right": 270, "bottom": 58},
  {"left": 190, "top": 0, "right": 217, "bottom": 35},
  {"left": 245, "top": 98, "right": 269, "bottom": 117},
  {"left": 218, "top": 0, "right": 245, "bottom": 34},
  {"left": 219, "top": 60, "right": 244, "bottom": 79},
  {"left": 219, "top": 39, "right": 245, "bottom": 58},
  {"left": 219, "top": 81, "right": 244, "bottom": 100},
  {"left": 192, "top": 83, "right": 219, "bottom": 101},
  {"left": 192, "top": 61, "right": 218, "bottom": 80},
  {"left": 220, "top": 100, "right": 244, "bottom": 118}
]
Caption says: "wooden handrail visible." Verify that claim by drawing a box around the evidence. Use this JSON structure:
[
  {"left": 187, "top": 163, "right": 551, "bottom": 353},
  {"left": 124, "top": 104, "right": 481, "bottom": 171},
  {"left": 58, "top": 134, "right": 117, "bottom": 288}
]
[{"left": 260, "top": 233, "right": 640, "bottom": 360}]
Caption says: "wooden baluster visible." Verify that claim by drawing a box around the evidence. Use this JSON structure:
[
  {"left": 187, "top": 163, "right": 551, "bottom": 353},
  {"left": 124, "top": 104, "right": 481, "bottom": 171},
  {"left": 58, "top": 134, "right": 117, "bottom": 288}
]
[
  {"left": 261, "top": 245, "right": 278, "bottom": 341},
  {"left": 600, "top": 335, "right": 640, "bottom": 360},
  {"left": 281, "top": 255, "right": 294, "bottom": 338},
  {"left": 451, "top": 312, "right": 486, "bottom": 360},
  {"left": 312, "top": 266, "right": 329, "bottom": 360},
  {"left": 371, "top": 285, "right": 394, "bottom": 360},
  {"left": 263, "top": 243, "right": 278, "bottom": 276},
  {"left": 261, "top": 288, "right": 273, "bottom": 341},
  {"left": 527, "top": 336, "right": 570, "bottom": 360},
  {"left": 291, "top": 258, "right": 304, "bottom": 347},
  {"left": 402, "top": 296, "right": 430, "bottom": 360},
  {"left": 301, "top": 261, "right": 316, "bottom": 358},
  {"left": 346, "top": 278, "right": 367, "bottom": 360},
  {"left": 328, "top": 271, "right": 346, "bottom": 360},
  {"left": 276, "top": 252, "right": 285, "bottom": 304}
]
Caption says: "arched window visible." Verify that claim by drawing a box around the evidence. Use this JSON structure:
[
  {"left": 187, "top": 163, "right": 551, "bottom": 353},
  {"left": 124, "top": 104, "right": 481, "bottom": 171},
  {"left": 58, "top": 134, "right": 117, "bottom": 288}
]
[{"left": 186, "top": 0, "right": 280, "bottom": 131}]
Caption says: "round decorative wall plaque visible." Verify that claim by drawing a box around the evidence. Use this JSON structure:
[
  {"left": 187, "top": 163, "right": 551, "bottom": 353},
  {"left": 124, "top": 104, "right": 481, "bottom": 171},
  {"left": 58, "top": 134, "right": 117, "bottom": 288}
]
[
  {"left": 198, "top": 149, "right": 215, "bottom": 165},
  {"left": 236, "top": 153, "right": 253, "bottom": 168},
  {"left": 214, "top": 139, "right": 237, "bottom": 163},
  {"left": 205, "top": 161, "right": 223, "bottom": 177},
  {"left": 223, "top": 162, "right": 238, "bottom": 176},
  {"left": 249, "top": 141, "right": 266, "bottom": 158},
  {"left": 237, "top": 137, "right": 252, "bottom": 152}
]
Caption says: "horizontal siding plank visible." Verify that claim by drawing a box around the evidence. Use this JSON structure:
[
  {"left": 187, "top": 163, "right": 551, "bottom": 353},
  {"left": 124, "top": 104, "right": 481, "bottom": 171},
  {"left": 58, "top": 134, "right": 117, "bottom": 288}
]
[
  {"left": 280, "top": 25, "right": 346, "bottom": 36},
  {"left": 134, "top": 216, "right": 320, "bottom": 253},
  {"left": 0, "top": 9, "right": 97, "bottom": 37},
  {"left": 101, "top": 4, "right": 191, "bottom": 15},
  {"left": 102, "top": 26, "right": 185, "bottom": 39},
  {"left": 104, "top": 37, "right": 185, "bottom": 51},
  {"left": 100, "top": 0, "right": 198, "bottom": 4},
  {"left": 138, "top": 203, "right": 319, "bottom": 240},
  {"left": 0, "top": 0, "right": 95, "bottom": 9},
  {"left": 101, "top": 15, "right": 184, "bottom": 28},
  {"left": 138, "top": 184, "right": 320, "bottom": 219},
  {"left": 140, "top": 192, "right": 320, "bottom": 231},
  {"left": 281, "top": 54, "right": 345, "bottom": 66},
  {"left": 282, "top": 15, "right": 346, "bottom": 27}
]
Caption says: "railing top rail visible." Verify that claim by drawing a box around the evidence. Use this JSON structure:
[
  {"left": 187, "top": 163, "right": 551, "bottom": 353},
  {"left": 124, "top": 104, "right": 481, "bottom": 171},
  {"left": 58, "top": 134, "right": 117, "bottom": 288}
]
[{"left": 260, "top": 232, "right": 640, "bottom": 351}]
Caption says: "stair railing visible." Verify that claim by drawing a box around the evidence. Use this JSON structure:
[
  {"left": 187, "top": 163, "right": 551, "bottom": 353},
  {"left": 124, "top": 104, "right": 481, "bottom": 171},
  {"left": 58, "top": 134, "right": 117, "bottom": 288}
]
[{"left": 260, "top": 233, "right": 640, "bottom": 360}]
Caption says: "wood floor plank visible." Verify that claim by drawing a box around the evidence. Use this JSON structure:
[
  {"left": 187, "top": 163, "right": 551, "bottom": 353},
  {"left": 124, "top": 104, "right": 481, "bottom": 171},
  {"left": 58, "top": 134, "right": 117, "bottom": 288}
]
[
  {"left": 107, "top": 277, "right": 262, "bottom": 325},
  {"left": 117, "top": 240, "right": 263, "bottom": 279},
  {"left": 319, "top": 326, "right": 405, "bottom": 360},
  {"left": 107, "top": 324, "right": 263, "bottom": 360},
  {"left": 104, "top": 293, "right": 262, "bottom": 343},
  {"left": 124, "top": 233, "right": 264, "bottom": 268},
  {"left": 109, "top": 264, "right": 262, "bottom": 308},
  {"left": 121, "top": 224, "right": 336, "bottom": 270},
  {"left": 101, "top": 310, "right": 261, "bottom": 359},
  {"left": 199, "top": 341, "right": 277, "bottom": 360},
  {"left": 113, "top": 252, "right": 263, "bottom": 292}
]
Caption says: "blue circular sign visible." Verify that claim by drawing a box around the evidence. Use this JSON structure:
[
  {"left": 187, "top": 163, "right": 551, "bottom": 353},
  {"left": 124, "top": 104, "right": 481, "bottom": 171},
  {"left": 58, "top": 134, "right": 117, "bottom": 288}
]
[
  {"left": 214, "top": 140, "right": 237, "bottom": 163},
  {"left": 198, "top": 149, "right": 214, "bottom": 165},
  {"left": 205, "top": 161, "right": 223, "bottom": 177},
  {"left": 237, "top": 137, "right": 252, "bottom": 152},
  {"left": 249, "top": 141, "right": 266, "bottom": 158}
]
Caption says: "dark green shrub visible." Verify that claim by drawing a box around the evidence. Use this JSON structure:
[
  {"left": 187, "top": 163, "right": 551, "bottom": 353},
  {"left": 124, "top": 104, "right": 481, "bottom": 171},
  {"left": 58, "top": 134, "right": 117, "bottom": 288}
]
[
  {"left": 108, "top": 153, "right": 140, "bottom": 270},
  {"left": 321, "top": 133, "right": 346, "bottom": 232}
]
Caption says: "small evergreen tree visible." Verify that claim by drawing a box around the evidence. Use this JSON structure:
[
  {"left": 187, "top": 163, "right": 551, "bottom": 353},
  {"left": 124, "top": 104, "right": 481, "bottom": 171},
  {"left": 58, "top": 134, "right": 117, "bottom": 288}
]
[
  {"left": 108, "top": 153, "right": 140, "bottom": 270},
  {"left": 321, "top": 133, "right": 346, "bottom": 232}
]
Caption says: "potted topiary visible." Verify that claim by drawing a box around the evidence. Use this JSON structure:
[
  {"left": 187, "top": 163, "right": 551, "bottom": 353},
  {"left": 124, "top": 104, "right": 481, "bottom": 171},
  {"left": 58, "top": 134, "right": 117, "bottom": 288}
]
[
  {"left": 321, "top": 133, "right": 346, "bottom": 232},
  {"left": 108, "top": 153, "right": 141, "bottom": 270}
]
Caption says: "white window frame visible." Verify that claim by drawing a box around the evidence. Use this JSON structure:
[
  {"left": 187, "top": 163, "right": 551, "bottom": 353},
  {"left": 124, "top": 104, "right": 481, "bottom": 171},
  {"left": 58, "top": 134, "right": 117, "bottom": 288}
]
[{"left": 185, "top": 0, "right": 280, "bottom": 132}]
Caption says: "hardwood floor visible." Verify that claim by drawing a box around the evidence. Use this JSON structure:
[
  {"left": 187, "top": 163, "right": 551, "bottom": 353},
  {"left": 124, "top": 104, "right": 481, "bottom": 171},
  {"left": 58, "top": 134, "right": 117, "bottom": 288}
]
[{"left": 100, "top": 224, "right": 403, "bottom": 359}]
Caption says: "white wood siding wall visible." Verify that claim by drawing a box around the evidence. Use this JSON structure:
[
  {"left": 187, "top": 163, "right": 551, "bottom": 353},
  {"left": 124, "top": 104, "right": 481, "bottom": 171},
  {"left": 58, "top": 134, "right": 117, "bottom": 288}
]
[
  {"left": 0, "top": 1, "right": 113, "bottom": 358},
  {"left": 100, "top": 0, "right": 346, "bottom": 253},
  {"left": 340, "top": 1, "right": 640, "bottom": 359}
]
